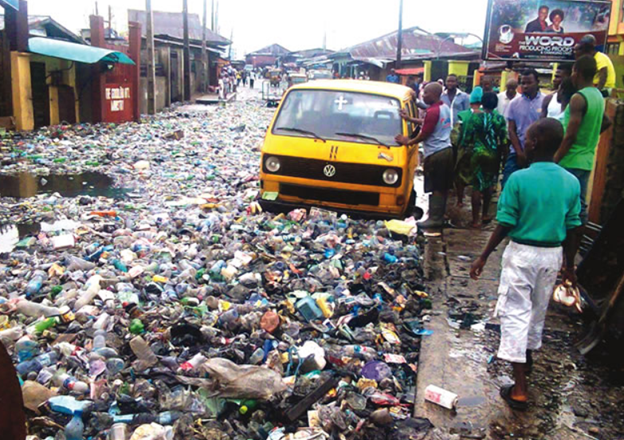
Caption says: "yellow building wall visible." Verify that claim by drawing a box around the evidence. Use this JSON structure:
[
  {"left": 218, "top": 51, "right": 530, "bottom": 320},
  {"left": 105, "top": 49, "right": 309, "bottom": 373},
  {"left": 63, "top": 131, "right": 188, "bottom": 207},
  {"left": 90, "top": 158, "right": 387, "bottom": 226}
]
[
  {"left": 10, "top": 52, "right": 34, "bottom": 131},
  {"left": 448, "top": 61, "right": 469, "bottom": 77},
  {"left": 609, "top": 0, "right": 622, "bottom": 36},
  {"left": 423, "top": 61, "right": 432, "bottom": 82}
]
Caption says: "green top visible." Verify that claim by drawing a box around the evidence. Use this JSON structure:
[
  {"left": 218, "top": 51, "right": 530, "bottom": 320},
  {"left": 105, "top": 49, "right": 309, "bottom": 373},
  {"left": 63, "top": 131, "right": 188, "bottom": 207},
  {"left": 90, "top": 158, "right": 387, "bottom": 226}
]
[
  {"left": 559, "top": 87, "right": 605, "bottom": 171},
  {"left": 497, "top": 162, "right": 582, "bottom": 247}
]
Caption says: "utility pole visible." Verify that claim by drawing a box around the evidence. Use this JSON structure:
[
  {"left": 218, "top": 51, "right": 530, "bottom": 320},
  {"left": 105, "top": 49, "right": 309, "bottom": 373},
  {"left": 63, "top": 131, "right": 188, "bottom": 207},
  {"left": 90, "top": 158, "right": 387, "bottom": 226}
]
[
  {"left": 183, "top": 0, "right": 191, "bottom": 101},
  {"left": 228, "top": 29, "right": 233, "bottom": 60},
  {"left": 108, "top": 5, "right": 113, "bottom": 34},
  {"left": 396, "top": 0, "right": 403, "bottom": 69},
  {"left": 215, "top": 0, "right": 219, "bottom": 35},
  {"left": 146, "top": 0, "right": 156, "bottom": 114},
  {"left": 211, "top": 0, "right": 215, "bottom": 31},
  {"left": 95, "top": 1, "right": 99, "bottom": 16},
  {"left": 202, "top": 0, "right": 209, "bottom": 93}
]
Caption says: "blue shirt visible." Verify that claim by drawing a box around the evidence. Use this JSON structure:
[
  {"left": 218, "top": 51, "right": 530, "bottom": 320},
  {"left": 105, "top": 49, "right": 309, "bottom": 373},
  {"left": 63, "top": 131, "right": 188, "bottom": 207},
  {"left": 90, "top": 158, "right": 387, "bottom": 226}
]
[
  {"left": 497, "top": 162, "right": 581, "bottom": 246},
  {"left": 441, "top": 89, "right": 470, "bottom": 126},
  {"left": 386, "top": 74, "right": 400, "bottom": 84},
  {"left": 506, "top": 92, "right": 544, "bottom": 156}
]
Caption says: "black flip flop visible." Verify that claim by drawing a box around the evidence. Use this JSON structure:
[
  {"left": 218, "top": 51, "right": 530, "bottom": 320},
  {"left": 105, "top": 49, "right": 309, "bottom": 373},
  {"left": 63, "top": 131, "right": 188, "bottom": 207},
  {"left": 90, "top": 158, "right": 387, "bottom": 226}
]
[{"left": 500, "top": 384, "right": 528, "bottom": 411}]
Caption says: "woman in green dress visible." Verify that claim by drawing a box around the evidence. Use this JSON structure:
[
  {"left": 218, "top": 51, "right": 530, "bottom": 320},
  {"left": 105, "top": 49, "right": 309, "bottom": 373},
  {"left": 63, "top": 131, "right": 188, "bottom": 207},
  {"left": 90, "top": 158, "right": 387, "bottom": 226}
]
[{"left": 452, "top": 91, "right": 508, "bottom": 228}]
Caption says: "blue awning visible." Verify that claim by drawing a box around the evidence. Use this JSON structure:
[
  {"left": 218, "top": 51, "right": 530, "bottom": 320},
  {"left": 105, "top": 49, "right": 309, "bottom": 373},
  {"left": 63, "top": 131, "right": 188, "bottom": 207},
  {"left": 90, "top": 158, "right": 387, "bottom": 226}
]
[
  {"left": 0, "top": 0, "right": 19, "bottom": 11},
  {"left": 28, "top": 37, "right": 136, "bottom": 65}
]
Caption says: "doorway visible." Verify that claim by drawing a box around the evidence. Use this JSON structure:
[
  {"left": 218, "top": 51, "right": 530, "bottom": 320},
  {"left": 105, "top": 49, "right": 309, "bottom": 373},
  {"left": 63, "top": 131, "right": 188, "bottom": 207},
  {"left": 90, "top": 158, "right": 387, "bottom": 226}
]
[{"left": 30, "top": 62, "right": 50, "bottom": 128}]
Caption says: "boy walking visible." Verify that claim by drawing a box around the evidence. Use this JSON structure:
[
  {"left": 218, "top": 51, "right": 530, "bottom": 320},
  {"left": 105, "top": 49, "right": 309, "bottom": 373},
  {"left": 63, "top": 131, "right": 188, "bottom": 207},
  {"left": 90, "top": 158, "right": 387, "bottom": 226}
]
[
  {"left": 470, "top": 118, "right": 582, "bottom": 410},
  {"left": 396, "top": 82, "right": 453, "bottom": 231}
]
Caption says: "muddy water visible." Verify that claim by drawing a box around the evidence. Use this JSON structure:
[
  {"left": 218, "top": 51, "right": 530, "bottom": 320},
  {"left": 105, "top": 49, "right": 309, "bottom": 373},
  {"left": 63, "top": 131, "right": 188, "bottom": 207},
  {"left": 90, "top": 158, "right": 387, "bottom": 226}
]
[{"left": 0, "top": 172, "right": 123, "bottom": 199}]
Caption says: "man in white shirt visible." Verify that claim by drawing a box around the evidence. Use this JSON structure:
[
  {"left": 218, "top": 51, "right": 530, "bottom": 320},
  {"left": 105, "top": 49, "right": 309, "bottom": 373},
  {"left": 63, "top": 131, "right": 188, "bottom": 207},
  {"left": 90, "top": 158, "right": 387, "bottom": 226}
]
[{"left": 497, "top": 78, "right": 518, "bottom": 117}]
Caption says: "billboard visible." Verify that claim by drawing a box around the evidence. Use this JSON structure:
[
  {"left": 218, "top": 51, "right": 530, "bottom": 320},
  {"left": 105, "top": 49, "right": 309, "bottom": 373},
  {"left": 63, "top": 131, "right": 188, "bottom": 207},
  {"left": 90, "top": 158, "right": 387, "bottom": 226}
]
[{"left": 483, "top": 0, "right": 612, "bottom": 61}]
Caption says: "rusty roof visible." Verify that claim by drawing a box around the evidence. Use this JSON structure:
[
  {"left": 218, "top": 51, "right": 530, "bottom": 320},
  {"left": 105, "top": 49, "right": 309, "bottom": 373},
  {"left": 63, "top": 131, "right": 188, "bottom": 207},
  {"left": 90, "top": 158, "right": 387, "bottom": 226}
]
[
  {"left": 343, "top": 26, "right": 478, "bottom": 62},
  {"left": 127, "top": 9, "right": 230, "bottom": 46}
]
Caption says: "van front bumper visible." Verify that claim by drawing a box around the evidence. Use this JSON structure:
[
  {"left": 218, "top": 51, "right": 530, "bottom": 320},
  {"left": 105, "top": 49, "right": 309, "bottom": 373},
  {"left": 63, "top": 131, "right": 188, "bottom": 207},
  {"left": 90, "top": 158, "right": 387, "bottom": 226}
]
[{"left": 258, "top": 198, "right": 405, "bottom": 220}]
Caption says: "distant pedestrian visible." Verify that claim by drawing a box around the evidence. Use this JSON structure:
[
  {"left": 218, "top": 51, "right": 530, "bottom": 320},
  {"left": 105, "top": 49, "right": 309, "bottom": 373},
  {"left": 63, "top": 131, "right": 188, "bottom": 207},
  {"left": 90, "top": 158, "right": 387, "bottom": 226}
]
[
  {"left": 555, "top": 55, "right": 611, "bottom": 224},
  {"left": 453, "top": 92, "right": 507, "bottom": 227},
  {"left": 396, "top": 82, "right": 453, "bottom": 231},
  {"left": 496, "top": 78, "right": 518, "bottom": 117},
  {"left": 503, "top": 69, "right": 544, "bottom": 188},
  {"left": 441, "top": 73, "right": 470, "bottom": 126},
  {"left": 386, "top": 69, "right": 400, "bottom": 83},
  {"left": 249, "top": 72, "right": 255, "bottom": 89},
  {"left": 574, "top": 34, "right": 616, "bottom": 97},
  {"left": 471, "top": 117, "right": 583, "bottom": 411},
  {"left": 541, "top": 63, "right": 572, "bottom": 119}
]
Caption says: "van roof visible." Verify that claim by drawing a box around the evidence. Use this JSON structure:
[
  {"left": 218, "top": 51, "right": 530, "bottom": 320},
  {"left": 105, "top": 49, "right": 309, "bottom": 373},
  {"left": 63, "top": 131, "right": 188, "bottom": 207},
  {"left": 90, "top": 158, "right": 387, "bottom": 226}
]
[{"left": 290, "top": 80, "right": 413, "bottom": 100}]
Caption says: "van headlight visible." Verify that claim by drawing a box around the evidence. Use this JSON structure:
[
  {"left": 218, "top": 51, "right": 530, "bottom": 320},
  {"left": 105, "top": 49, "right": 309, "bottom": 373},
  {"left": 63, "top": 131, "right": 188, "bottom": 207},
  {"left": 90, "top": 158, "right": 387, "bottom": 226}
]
[
  {"left": 383, "top": 169, "right": 399, "bottom": 185},
  {"left": 265, "top": 156, "right": 281, "bottom": 173}
]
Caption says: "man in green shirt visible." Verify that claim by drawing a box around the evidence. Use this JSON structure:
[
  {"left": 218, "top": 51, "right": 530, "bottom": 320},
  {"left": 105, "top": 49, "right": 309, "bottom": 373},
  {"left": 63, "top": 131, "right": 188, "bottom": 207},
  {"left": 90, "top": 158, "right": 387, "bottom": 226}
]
[
  {"left": 555, "top": 55, "right": 611, "bottom": 224},
  {"left": 471, "top": 118, "right": 582, "bottom": 411}
]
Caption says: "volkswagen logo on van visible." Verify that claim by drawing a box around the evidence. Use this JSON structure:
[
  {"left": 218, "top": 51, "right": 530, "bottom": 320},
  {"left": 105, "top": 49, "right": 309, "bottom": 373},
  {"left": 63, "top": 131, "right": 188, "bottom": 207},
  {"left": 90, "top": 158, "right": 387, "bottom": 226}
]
[{"left": 323, "top": 164, "right": 336, "bottom": 177}]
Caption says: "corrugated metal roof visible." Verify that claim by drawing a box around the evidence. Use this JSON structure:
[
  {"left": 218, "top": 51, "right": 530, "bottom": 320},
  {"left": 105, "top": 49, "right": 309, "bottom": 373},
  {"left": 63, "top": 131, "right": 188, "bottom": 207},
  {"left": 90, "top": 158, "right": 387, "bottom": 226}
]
[
  {"left": 127, "top": 9, "right": 230, "bottom": 46},
  {"left": 0, "top": 14, "right": 83, "bottom": 43},
  {"left": 28, "top": 37, "right": 135, "bottom": 64},
  {"left": 247, "top": 43, "right": 290, "bottom": 56},
  {"left": 344, "top": 26, "right": 478, "bottom": 62}
]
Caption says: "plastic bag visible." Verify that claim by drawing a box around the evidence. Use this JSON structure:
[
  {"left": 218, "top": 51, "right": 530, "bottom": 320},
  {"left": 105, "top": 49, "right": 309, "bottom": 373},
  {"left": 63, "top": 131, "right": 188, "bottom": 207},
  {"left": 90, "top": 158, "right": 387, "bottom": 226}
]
[
  {"left": 199, "top": 357, "right": 288, "bottom": 400},
  {"left": 553, "top": 283, "right": 582, "bottom": 313}
]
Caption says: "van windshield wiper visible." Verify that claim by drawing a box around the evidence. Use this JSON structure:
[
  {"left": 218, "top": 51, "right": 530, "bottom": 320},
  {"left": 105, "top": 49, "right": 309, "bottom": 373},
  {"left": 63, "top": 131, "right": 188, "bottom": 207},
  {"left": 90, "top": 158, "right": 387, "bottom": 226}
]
[
  {"left": 335, "top": 132, "right": 390, "bottom": 148},
  {"left": 275, "top": 127, "right": 326, "bottom": 142}
]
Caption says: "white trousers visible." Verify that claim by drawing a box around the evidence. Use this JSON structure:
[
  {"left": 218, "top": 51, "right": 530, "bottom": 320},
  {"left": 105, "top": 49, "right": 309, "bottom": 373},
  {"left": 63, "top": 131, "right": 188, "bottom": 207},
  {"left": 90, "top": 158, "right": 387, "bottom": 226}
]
[{"left": 495, "top": 241, "right": 563, "bottom": 363}]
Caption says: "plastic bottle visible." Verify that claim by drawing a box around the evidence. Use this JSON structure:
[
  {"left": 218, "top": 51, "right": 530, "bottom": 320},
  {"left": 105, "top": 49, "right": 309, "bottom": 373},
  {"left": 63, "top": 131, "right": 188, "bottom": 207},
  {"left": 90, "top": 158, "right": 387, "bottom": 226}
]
[
  {"left": 33, "top": 317, "right": 57, "bottom": 335},
  {"left": 109, "top": 423, "right": 128, "bottom": 440},
  {"left": 25, "top": 274, "right": 45, "bottom": 297},
  {"left": 129, "top": 336, "right": 158, "bottom": 370},
  {"left": 383, "top": 253, "right": 398, "bottom": 264},
  {"left": 73, "top": 275, "right": 102, "bottom": 311},
  {"left": 178, "top": 353, "right": 207, "bottom": 372},
  {"left": 16, "top": 352, "right": 58, "bottom": 376},
  {"left": 239, "top": 399, "right": 258, "bottom": 415},
  {"left": 129, "top": 319, "right": 144, "bottom": 335},
  {"left": 15, "top": 337, "right": 39, "bottom": 362},
  {"left": 93, "top": 330, "right": 107, "bottom": 351},
  {"left": 106, "top": 358, "right": 125, "bottom": 375},
  {"left": 249, "top": 348, "right": 265, "bottom": 365},
  {"left": 14, "top": 299, "right": 61, "bottom": 318},
  {"left": 53, "top": 371, "right": 89, "bottom": 395},
  {"left": 65, "top": 410, "right": 84, "bottom": 440},
  {"left": 111, "top": 259, "right": 128, "bottom": 273}
]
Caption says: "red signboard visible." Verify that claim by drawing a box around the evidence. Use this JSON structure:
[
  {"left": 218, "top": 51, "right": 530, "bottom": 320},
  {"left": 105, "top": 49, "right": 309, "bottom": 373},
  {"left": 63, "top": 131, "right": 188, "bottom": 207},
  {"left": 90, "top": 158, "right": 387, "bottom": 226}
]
[
  {"left": 483, "top": 0, "right": 612, "bottom": 61},
  {"left": 103, "top": 83, "right": 133, "bottom": 123}
]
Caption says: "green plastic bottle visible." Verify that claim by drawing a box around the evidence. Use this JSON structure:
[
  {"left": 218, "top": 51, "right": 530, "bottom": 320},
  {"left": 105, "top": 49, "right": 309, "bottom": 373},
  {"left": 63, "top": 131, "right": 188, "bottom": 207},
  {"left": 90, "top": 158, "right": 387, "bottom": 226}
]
[
  {"left": 35, "top": 317, "right": 57, "bottom": 334},
  {"left": 129, "top": 319, "right": 144, "bottom": 335}
]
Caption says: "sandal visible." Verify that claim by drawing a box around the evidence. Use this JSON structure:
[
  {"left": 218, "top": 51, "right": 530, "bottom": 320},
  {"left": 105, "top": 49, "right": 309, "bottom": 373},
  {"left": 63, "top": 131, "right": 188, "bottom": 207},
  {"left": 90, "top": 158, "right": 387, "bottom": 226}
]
[{"left": 500, "top": 384, "right": 528, "bottom": 411}]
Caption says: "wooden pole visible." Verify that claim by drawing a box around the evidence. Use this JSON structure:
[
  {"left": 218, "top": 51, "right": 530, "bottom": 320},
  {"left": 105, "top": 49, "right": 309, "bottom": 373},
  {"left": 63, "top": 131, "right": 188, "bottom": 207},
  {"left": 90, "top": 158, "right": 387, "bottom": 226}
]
[
  {"left": 202, "top": 0, "right": 209, "bottom": 93},
  {"left": 146, "top": 0, "right": 156, "bottom": 114},
  {"left": 183, "top": 0, "right": 191, "bottom": 101},
  {"left": 396, "top": 0, "right": 403, "bottom": 69}
]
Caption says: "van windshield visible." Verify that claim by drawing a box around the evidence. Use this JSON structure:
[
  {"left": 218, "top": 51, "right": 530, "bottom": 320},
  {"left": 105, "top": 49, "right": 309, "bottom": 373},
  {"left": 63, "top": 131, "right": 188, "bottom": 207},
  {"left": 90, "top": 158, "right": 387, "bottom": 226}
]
[{"left": 273, "top": 90, "right": 402, "bottom": 146}]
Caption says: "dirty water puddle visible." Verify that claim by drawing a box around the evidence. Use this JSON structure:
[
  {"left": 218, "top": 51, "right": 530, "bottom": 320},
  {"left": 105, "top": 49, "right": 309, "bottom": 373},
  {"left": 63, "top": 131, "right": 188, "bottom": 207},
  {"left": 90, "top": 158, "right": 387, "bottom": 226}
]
[{"left": 0, "top": 172, "right": 124, "bottom": 199}]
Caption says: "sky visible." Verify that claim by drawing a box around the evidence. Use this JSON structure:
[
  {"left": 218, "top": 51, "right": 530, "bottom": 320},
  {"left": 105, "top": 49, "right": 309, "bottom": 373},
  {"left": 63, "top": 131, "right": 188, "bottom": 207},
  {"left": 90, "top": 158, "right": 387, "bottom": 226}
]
[{"left": 26, "top": 0, "right": 489, "bottom": 57}]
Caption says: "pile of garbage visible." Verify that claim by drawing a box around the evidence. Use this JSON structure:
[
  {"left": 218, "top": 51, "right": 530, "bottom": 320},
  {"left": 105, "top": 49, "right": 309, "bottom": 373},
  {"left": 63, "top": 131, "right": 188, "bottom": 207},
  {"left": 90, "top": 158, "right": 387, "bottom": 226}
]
[{"left": 0, "top": 101, "right": 432, "bottom": 440}]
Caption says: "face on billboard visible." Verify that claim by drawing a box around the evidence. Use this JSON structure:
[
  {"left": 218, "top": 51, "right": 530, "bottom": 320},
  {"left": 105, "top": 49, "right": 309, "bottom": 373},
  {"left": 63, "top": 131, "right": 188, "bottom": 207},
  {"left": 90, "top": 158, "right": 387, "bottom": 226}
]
[{"left": 483, "top": 0, "right": 612, "bottom": 62}]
